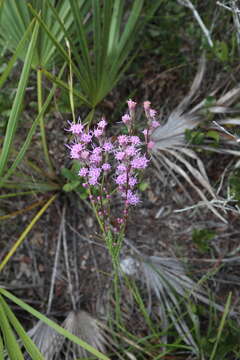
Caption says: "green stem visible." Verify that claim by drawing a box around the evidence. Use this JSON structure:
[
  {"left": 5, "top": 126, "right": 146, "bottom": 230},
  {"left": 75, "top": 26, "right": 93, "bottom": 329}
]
[
  {"left": 37, "top": 68, "right": 54, "bottom": 175},
  {"left": 113, "top": 261, "right": 122, "bottom": 326}
]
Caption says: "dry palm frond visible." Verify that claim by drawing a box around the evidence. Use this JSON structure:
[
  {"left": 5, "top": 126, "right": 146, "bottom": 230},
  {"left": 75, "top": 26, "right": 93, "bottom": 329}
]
[
  {"left": 120, "top": 255, "right": 228, "bottom": 353},
  {"left": 151, "top": 56, "right": 240, "bottom": 221},
  {"left": 60, "top": 310, "right": 107, "bottom": 359},
  {"left": 27, "top": 321, "right": 64, "bottom": 360}
]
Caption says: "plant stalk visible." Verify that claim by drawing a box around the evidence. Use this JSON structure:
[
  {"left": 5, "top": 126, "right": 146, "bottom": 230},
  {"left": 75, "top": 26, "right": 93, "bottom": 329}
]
[{"left": 37, "top": 68, "right": 54, "bottom": 175}]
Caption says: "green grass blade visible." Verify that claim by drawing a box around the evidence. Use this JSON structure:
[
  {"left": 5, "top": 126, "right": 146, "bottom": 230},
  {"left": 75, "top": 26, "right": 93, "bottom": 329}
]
[
  {"left": 44, "top": 0, "right": 84, "bottom": 71},
  {"left": 0, "top": 297, "right": 44, "bottom": 359},
  {"left": 210, "top": 292, "right": 232, "bottom": 360},
  {"left": 0, "top": 299, "right": 24, "bottom": 359},
  {"left": 98, "top": 0, "right": 162, "bottom": 105},
  {"left": 68, "top": 0, "right": 95, "bottom": 98},
  {"left": 0, "top": 0, "right": 4, "bottom": 22},
  {"left": 0, "top": 191, "right": 35, "bottom": 199},
  {"left": 42, "top": 69, "right": 91, "bottom": 106},
  {"left": 28, "top": 4, "right": 68, "bottom": 60},
  {"left": 1, "top": 182, "right": 60, "bottom": 192},
  {"left": 0, "top": 21, "right": 35, "bottom": 89},
  {"left": 0, "top": 64, "right": 66, "bottom": 187},
  {"left": 92, "top": 0, "right": 101, "bottom": 86},
  {"left": 0, "top": 289, "right": 110, "bottom": 360},
  {"left": 0, "top": 333, "right": 3, "bottom": 359},
  {"left": 28, "top": 3, "right": 90, "bottom": 92},
  {"left": 69, "top": 0, "right": 92, "bottom": 76},
  {"left": 0, "top": 20, "right": 39, "bottom": 177},
  {"left": 118, "top": 0, "right": 143, "bottom": 54},
  {"left": 0, "top": 0, "right": 29, "bottom": 49},
  {"left": 98, "top": 0, "right": 112, "bottom": 77},
  {"left": 107, "top": 0, "right": 123, "bottom": 57}
]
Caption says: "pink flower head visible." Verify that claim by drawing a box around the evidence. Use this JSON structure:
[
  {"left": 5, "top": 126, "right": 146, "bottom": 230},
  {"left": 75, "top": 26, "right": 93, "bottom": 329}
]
[
  {"left": 117, "top": 218, "right": 124, "bottom": 224},
  {"left": 70, "top": 143, "right": 83, "bottom": 159},
  {"left": 94, "top": 128, "right": 103, "bottom": 137},
  {"left": 69, "top": 122, "right": 84, "bottom": 134},
  {"left": 122, "top": 114, "right": 131, "bottom": 125},
  {"left": 143, "top": 101, "right": 151, "bottom": 110},
  {"left": 79, "top": 167, "right": 89, "bottom": 177},
  {"left": 81, "top": 132, "right": 92, "bottom": 143},
  {"left": 93, "top": 146, "right": 102, "bottom": 155},
  {"left": 125, "top": 145, "right": 137, "bottom": 157},
  {"left": 151, "top": 120, "right": 160, "bottom": 128},
  {"left": 89, "top": 167, "right": 101, "bottom": 179},
  {"left": 115, "top": 173, "right": 127, "bottom": 185},
  {"left": 89, "top": 177, "right": 99, "bottom": 186},
  {"left": 80, "top": 150, "right": 90, "bottom": 160},
  {"left": 90, "top": 153, "right": 102, "bottom": 164},
  {"left": 147, "top": 140, "right": 155, "bottom": 150},
  {"left": 130, "top": 136, "right": 141, "bottom": 145},
  {"left": 102, "top": 163, "right": 111, "bottom": 171},
  {"left": 117, "top": 164, "right": 127, "bottom": 173},
  {"left": 103, "top": 142, "right": 113, "bottom": 152},
  {"left": 125, "top": 190, "right": 140, "bottom": 205},
  {"left": 131, "top": 155, "right": 149, "bottom": 169},
  {"left": 129, "top": 176, "right": 137, "bottom": 188},
  {"left": 127, "top": 99, "right": 137, "bottom": 110},
  {"left": 98, "top": 119, "right": 107, "bottom": 128},
  {"left": 115, "top": 151, "right": 125, "bottom": 161},
  {"left": 118, "top": 135, "right": 129, "bottom": 145},
  {"left": 149, "top": 109, "right": 157, "bottom": 118}
]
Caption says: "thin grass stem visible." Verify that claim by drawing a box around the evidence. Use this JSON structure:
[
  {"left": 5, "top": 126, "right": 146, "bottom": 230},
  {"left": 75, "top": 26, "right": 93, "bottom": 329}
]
[{"left": 37, "top": 68, "right": 54, "bottom": 175}]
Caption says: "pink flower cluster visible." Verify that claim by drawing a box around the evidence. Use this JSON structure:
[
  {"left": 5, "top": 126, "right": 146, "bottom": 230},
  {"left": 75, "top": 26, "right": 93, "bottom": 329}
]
[
  {"left": 66, "top": 100, "right": 159, "bottom": 231},
  {"left": 142, "top": 101, "right": 160, "bottom": 150}
]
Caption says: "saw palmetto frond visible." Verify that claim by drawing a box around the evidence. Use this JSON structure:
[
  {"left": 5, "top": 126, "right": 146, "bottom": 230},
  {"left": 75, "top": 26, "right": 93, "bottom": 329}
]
[
  {"left": 120, "top": 255, "right": 226, "bottom": 353},
  {"left": 151, "top": 56, "right": 240, "bottom": 220},
  {"left": 60, "top": 310, "right": 107, "bottom": 359},
  {"left": 27, "top": 321, "right": 63, "bottom": 360}
]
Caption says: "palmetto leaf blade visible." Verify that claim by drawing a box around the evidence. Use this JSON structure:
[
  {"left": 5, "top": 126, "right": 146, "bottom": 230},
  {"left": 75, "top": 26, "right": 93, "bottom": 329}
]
[
  {"left": 151, "top": 55, "right": 240, "bottom": 219},
  {"left": 61, "top": 311, "right": 107, "bottom": 359},
  {"left": 0, "top": 20, "right": 39, "bottom": 178}
]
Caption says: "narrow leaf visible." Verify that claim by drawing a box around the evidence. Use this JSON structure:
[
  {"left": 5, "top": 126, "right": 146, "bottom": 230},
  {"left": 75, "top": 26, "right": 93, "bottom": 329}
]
[
  {"left": 0, "top": 296, "right": 44, "bottom": 359},
  {"left": 0, "top": 64, "right": 66, "bottom": 187},
  {"left": 0, "top": 289, "right": 110, "bottom": 360},
  {"left": 0, "top": 298, "right": 24, "bottom": 359},
  {"left": 0, "top": 20, "right": 39, "bottom": 177},
  {"left": 0, "top": 19, "right": 34, "bottom": 89}
]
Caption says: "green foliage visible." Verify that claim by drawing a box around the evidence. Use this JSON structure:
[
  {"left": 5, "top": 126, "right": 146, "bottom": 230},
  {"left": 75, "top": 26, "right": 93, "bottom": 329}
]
[
  {"left": 206, "top": 130, "right": 220, "bottom": 144},
  {"left": 0, "top": 20, "right": 39, "bottom": 178},
  {"left": 138, "top": 181, "right": 149, "bottom": 192},
  {"left": 1, "top": 2, "right": 240, "bottom": 358},
  {"left": 185, "top": 128, "right": 220, "bottom": 147},
  {"left": 61, "top": 161, "right": 88, "bottom": 198},
  {"left": 214, "top": 40, "right": 229, "bottom": 63},
  {"left": 192, "top": 228, "right": 216, "bottom": 253},
  {"left": 185, "top": 128, "right": 205, "bottom": 145},
  {"left": 0, "top": 289, "right": 109, "bottom": 360},
  {"left": 0, "top": 0, "right": 77, "bottom": 69},
  {"left": 32, "top": 0, "right": 163, "bottom": 108},
  {"left": 142, "top": 1, "right": 188, "bottom": 65},
  {"left": 229, "top": 168, "right": 240, "bottom": 202},
  {"left": 0, "top": 295, "right": 44, "bottom": 359},
  {"left": 197, "top": 293, "right": 240, "bottom": 360}
]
